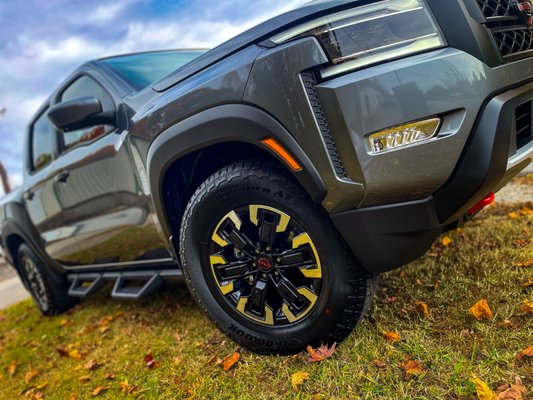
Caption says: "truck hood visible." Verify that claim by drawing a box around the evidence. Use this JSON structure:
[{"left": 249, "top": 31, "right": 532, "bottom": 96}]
[{"left": 152, "top": 0, "right": 360, "bottom": 92}]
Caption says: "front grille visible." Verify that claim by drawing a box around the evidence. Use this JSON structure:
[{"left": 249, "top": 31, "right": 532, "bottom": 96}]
[
  {"left": 475, "top": 0, "right": 533, "bottom": 60},
  {"left": 515, "top": 101, "right": 533, "bottom": 149}
]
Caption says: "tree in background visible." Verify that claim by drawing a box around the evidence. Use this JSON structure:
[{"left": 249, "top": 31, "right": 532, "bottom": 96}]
[{"left": 0, "top": 107, "right": 11, "bottom": 194}]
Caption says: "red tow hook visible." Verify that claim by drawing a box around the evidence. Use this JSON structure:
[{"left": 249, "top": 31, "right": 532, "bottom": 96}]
[{"left": 467, "top": 192, "right": 495, "bottom": 217}]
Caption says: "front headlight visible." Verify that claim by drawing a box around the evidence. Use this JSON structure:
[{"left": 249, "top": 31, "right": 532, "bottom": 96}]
[{"left": 271, "top": 0, "right": 446, "bottom": 78}]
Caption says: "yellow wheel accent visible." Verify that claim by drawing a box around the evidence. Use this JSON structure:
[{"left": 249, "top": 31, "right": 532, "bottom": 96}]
[
  {"left": 211, "top": 210, "right": 242, "bottom": 247},
  {"left": 249, "top": 205, "right": 290, "bottom": 233},
  {"left": 281, "top": 287, "right": 319, "bottom": 323},
  {"left": 292, "top": 233, "right": 322, "bottom": 278},
  {"left": 236, "top": 296, "right": 275, "bottom": 325},
  {"left": 209, "top": 255, "right": 234, "bottom": 295}
]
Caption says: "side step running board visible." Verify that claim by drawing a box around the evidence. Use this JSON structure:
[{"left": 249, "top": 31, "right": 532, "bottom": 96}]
[{"left": 67, "top": 269, "right": 183, "bottom": 300}]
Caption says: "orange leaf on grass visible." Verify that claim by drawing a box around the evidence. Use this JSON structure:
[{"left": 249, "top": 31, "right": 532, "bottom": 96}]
[
  {"left": 91, "top": 386, "right": 109, "bottom": 396},
  {"left": 400, "top": 359, "right": 424, "bottom": 376},
  {"left": 515, "top": 346, "right": 533, "bottom": 361},
  {"left": 469, "top": 299, "right": 493, "bottom": 320},
  {"left": 496, "top": 377, "right": 527, "bottom": 400},
  {"left": 291, "top": 372, "right": 309, "bottom": 391},
  {"left": 6, "top": 361, "right": 17, "bottom": 376},
  {"left": 24, "top": 368, "right": 38, "bottom": 383},
  {"left": 306, "top": 342, "right": 336, "bottom": 362},
  {"left": 513, "top": 260, "right": 533, "bottom": 268},
  {"left": 519, "top": 299, "right": 533, "bottom": 314},
  {"left": 383, "top": 331, "right": 401, "bottom": 342},
  {"left": 221, "top": 352, "right": 240, "bottom": 371},
  {"left": 415, "top": 301, "right": 429, "bottom": 317},
  {"left": 441, "top": 236, "right": 452, "bottom": 246},
  {"left": 85, "top": 359, "right": 103, "bottom": 371},
  {"left": 508, "top": 212, "right": 519, "bottom": 219}
]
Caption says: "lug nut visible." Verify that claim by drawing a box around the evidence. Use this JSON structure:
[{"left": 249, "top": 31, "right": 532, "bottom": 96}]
[
  {"left": 276, "top": 257, "right": 282, "bottom": 263},
  {"left": 266, "top": 246, "right": 272, "bottom": 252}
]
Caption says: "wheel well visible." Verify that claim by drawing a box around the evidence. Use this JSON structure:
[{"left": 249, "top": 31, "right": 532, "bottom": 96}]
[
  {"left": 161, "top": 141, "right": 293, "bottom": 237},
  {"left": 5, "top": 234, "right": 24, "bottom": 269}
]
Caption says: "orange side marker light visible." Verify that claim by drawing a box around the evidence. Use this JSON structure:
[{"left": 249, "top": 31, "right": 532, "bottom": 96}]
[{"left": 261, "top": 138, "right": 303, "bottom": 172}]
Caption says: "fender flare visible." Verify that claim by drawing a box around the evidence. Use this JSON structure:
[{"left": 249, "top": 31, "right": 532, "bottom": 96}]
[
  {"left": 1, "top": 218, "right": 65, "bottom": 276},
  {"left": 147, "top": 104, "right": 326, "bottom": 240}
]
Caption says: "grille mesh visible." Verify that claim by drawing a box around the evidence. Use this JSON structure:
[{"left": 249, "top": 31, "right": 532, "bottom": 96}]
[
  {"left": 476, "top": 0, "right": 515, "bottom": 18},
  {"left": 475, "top": 0, "right": 533, "bottom": 59}
]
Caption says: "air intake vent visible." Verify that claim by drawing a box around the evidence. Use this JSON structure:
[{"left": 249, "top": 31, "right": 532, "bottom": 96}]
[
  {"left": 515, "top": 100, "right": 532, "bottom": 149},
  {"left": 475, "top": 0, "right": 533, "bottom": 60}
]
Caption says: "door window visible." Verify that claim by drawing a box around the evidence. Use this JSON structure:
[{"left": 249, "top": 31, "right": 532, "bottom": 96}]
[
  {"left": 60, "top": 76, "right": 115, "bottom": 150},
  {"left": 31, "top": 109, "right": 54, "bottom": 171}
]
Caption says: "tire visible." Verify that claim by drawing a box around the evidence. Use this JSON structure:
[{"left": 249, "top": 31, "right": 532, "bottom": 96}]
[
  {"left": 180, "top": 161, "right": 377, "bottom": 354},
  {"left": 17, "top": 244, "right": 78, "bottom": 316}
]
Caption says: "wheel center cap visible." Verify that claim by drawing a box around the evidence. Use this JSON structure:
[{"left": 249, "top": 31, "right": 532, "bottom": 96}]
[{"left": 257, "top": 256, "right": 273, "bottom": 272}]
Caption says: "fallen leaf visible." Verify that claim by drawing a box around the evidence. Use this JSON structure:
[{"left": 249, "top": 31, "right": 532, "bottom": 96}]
[
  {"left": 98, "top": 316, "right": 113, "bottom": 328},
  {"left": 91, "top": 386, "right": 109, "bottom": 396},
  {"left": 400, "top": 359, "right": 424, "bottom": 376},
  {"left": 56, "top": 347, "right": 69, "bottom": 357},
  {"left": 521, "top": 279, "right": 533, "bottom": 287},
  {"left": 472, "top": 374, "right": 497, "bottom": 400},
  {"left": 291, "top": 372, "right": 309, "bottom": 391},
  {"left": 306, "top": 342, "right": 336, "bottom": 363},
  {"left": 79, "top": 375, "right": 91, "bottom": 383},
  {"left": 383, "top": 331, "right": 401, "bottom": 342},
  {"left": 508, "top": 212, "right": 519, "bottom": 219},
  {"left": 60, "top": 318, "right": 72, "bottom": 327},
  {"left": 68, "top": 349, "right": 83, "bottom": 361},
  {"left": 470, "top": 299, "right": 493, "bottom": 320},
  {"left": 513, "top": 260, "right": 533, "bottom": 268},
  {"left": 174, "top": 332, "right": 183, "bottom": 342},
  {"left": 35, "top": 382, "right": 48, "bottom": 390},
  {"left": 221, "top": 352, "right": 240, "bottom": 371},
  {"left": 24, "top": 368, "right": 38, "bottom": 383},
  {"left": 6, "top": 361, "right": 17, "bottom": 376},
  {"left": 441, "top": 236, "right": 452, "bottom": 246},
  {"left": 415, "top": 301, "right": 429, "bottom": 317},
  {"left": 69, "top": 396, "right": 78, "bottom": 400},
  {"left": 383, "top": 297, "right": 398, "bottom": 304},
  {"left": 207, "top": 355, "right": 222, "bottom": 365},
  {"left": 519, "top": 299, "right": 533, "bottom": 314},
  {"left": 519, "top": 206, "right": 532, "bottom": 216},
  {"left": 373, "top": 359, "right": 388, "bottom": 370},
  {"left": 84, "top": 359, "right": 102, "bottom": 371},
  {"left": 496, "top": 377, "right": 526, "bottom": 400},
  {"left": 144, "top": 353, "right": 160, "bottom": 369},
  {"left": 516, "top": 346, "right": 533, "bottom": 361},
  {"left": 120, "top": 380, "right": 139, "bottom": 394},
  {"left": 104, "top": 373, "right": 115, "bottom": 380}
]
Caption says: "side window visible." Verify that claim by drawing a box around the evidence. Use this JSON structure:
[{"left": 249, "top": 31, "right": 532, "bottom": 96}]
[
  {"left": 31, "top": 110, "right": 54, "bottom": 172},
  {"left": 60, "top": 76, "right": 115, "bottom": 150}
]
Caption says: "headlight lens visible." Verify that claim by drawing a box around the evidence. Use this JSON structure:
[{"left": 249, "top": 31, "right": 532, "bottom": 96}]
[{"left": 271, "top": 0, "right": 445, "bottom": 78}]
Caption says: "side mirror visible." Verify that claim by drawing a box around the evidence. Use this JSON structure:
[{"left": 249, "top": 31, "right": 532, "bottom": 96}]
[{"left": 47, "top": 96, "right": 115, "bottom": 132}]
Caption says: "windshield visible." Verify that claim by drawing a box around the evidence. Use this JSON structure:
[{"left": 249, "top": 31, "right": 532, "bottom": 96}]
[{"left": 102, "top": 50, "right": 207, "bottom": 91}]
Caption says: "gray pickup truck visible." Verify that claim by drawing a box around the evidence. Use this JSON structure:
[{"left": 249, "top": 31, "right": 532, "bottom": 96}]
[{"left": 1, "top": 0, "right": 532, "bottom": 353}]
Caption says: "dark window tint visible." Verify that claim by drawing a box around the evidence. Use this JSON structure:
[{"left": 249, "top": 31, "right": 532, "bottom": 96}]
[
  {"left": 31, "top": 110, "right": 54, "bottom": 171},
  {"left": 102, "top": 50, "right": 206, "bottom": 91},
  {"left": 60, "top": 76, "right": 115, "bottom": 150}
]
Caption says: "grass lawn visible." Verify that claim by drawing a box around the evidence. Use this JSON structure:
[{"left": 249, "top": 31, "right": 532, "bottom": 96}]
[{"left": 0, "top": 189, "right": 531, "bottom": 399}]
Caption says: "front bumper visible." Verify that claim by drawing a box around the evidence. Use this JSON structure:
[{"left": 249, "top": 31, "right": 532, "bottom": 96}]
[{"left": 332, "top": 82, "right": 533, "bottom": 274}]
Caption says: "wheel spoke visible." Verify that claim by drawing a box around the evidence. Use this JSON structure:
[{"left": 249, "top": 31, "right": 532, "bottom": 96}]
[
  {"left": 272, "top": 273, "right": 307, "bottom": 311},
  {"left": 275, "top": 248, "right": 315, "bottom": 269},
  {"left": 218, "top": 220, "right": 254, "bottom": 253},
  {"left": 249, "top": 277, "right": 268, "bottom": 315},
  {"left": 257, "top": 210, "right": 279, "bottom": 244},
  {"left": 216, "top": 260, "right": 252, "bottom": 280}
]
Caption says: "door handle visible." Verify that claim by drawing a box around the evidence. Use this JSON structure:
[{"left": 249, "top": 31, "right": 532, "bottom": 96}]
[
  {"left": 23, "top": 190, "right": 35, "bottom": 201},
  {"left": 54, "top": 170, "right": 70, "bottom": 184}
]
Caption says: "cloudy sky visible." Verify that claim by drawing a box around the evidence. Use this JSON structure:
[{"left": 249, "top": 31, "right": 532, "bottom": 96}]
[{"left": 0, "top": 0, "right": 307, "bottom": 195}]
